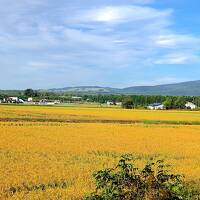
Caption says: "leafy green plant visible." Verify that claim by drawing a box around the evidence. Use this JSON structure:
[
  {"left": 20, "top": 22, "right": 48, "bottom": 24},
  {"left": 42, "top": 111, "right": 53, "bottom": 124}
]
[{"left": 84, "top": 155, "right": 199, "bottom": 200}]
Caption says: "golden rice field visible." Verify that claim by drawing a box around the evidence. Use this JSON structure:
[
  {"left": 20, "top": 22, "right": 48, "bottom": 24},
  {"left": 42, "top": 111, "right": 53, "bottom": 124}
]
[
  {"left": 2, "top": 104, "right": 200, "bottom": 123},
  {"left": 0, "top": 104, "right": 200, "bottom": 199}
]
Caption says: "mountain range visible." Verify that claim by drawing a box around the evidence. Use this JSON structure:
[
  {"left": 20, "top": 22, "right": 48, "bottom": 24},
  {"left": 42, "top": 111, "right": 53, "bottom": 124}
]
[{"left": 48, "top": 80, "right": 200, "bottom": 96}]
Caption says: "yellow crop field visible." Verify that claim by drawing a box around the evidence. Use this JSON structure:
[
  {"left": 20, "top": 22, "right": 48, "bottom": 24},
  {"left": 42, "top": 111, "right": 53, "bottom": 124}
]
[
  {"left": 1, "top": 104, "right": 200, "bottom": 123},
  {"left": 0, "top": 105, "right": 200, "bottom": 199}
]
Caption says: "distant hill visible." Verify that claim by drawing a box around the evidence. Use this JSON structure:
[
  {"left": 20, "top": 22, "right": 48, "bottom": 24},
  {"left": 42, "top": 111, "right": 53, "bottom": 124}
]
[
  {"left": 48, "top": 86, "right": 121, "bottom": 93},
  {"left": 48, "top": 80, "right": 200, "bottom": 96},
  {"left": 122, "top": 80, "right": 200, "bottom": 96},
  {"left": 1, "top": 80, "right": 200, "bottom": 96}
]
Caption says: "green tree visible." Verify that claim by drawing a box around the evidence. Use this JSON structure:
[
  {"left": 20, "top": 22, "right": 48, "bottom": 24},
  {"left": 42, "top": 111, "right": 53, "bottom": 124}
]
[
  {"left": 174, "top": 96, "right": 186, "bottom": 109},
  {"left": 24, "top": 89, "right": 38, "bottom": 97},
  {"left": 122, "top": 97, "right": 134, "bottom": 109},
  {"left": 163, "top": 97, "right": 173, "bottom": 109}
]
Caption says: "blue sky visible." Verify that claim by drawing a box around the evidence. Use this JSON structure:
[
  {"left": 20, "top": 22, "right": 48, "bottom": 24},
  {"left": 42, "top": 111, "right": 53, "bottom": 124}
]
[{"left": 1, "top": 0, "right": 200, "bottom": 89}]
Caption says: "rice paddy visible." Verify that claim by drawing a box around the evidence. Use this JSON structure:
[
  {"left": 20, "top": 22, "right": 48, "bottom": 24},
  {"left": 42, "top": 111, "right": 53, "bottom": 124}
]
[{"left": 0, "top": 104, "right": 200, "bottom": 199}]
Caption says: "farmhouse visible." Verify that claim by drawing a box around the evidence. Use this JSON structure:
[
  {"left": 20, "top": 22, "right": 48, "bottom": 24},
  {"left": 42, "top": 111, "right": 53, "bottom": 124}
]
[
  {"left": 148, "top": 103, "right": 164, "bottom": 110},
  {"left": 8, "top": 97, "right": 18, "bottom": 103},
  {"left": 185, "top": 102, "right": 196, "bottom": 110},
  {"left": 71, "top": 96, "right": 82, "bottom": 101},
  {"left": 116, "top": 102, "right": 122, "bottom": 106},
  {"left": 18, "top": 99, "right": 24, "bottom": 103},
  {"left": 38, "top": 99, "right": 61, "bottom": 105},
  {"left": 2, "top": 97, "right": 24, "bottom": 103},
  {"left": 107, "top": 101, "right": 115, "bottom": 105},
  {"left": 27, "top": 97, "right": 33, "bottom": 102}
]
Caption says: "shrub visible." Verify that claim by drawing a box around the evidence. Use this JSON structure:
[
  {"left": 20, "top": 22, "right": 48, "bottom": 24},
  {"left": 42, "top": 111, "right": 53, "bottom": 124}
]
[{"left": 84, "top": 155, "right": 199, "bottom": 200}]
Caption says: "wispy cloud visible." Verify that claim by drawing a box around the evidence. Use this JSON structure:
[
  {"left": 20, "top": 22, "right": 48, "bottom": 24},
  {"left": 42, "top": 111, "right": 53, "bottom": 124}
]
[
  {"left": 155, "top": 53, "right": 200, "bottom": 65},
  {"left": 71, "top": 5, "right": 172, "bottom": 24},
  {"left": 154, "top": 34, "right": 200, "bottom": 49}
]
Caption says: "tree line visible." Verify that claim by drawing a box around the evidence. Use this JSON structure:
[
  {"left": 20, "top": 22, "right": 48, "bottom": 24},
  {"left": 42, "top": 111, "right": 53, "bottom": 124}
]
[
  {"left": 1, "top": 88, "right": 200, "bottom": 109},
  {"left": 84, "top": 95, "right": 199, "bottom": 109}
]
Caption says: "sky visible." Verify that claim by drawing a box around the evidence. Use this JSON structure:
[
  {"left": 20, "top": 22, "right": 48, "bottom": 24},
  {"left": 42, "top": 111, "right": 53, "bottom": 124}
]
[{"left": 1, "top": 0, "right": 200, "bottom": 89}]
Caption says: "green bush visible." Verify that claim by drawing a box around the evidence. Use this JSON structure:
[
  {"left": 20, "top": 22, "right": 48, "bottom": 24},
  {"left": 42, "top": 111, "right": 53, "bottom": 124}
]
[{"left": 84, "top": 155, "right": 199, "bottom": 200}]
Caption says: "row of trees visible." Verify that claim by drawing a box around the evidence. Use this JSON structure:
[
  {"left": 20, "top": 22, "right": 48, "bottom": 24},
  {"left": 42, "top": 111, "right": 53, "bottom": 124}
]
[
  {"left": 1, "top": 88, "right": 200, "bottom": 109},
  {"left": 122, "top": 96, "right": 199, "bottom": 109},
  {"left": 83, "top": 94, "right": 200, "bottom": 109},
  {"left": 0, "top": 89, "right": 65, "bottom": 101}
]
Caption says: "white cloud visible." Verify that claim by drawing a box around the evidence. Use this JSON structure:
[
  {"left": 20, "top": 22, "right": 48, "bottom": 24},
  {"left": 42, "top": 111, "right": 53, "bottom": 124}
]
[
  {"left": 155, "top": 53, "right": 200, "bottom": 65},
  {"left": 155, "top": 34, "right": 200, "bottom": 48},
  {"left": 72, "top": 6, "right": 172, "bottom": 24}
]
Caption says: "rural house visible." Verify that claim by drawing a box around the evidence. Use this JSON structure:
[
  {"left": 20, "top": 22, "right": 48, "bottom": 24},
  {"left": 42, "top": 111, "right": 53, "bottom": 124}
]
[
  {"left": 148, "top": 103, "right": 164, "bottom": 110},
  {"left": 185, "top": 102, "right": 196, "bottom": 110},
  {"left": 107, "top": 101, "right": 115, "bottom": 105}
]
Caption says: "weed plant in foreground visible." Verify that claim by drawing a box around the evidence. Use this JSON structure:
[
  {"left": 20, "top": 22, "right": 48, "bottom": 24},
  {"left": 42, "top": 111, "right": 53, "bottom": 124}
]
[{"left": 85, "top": 155, "right": 200, "bottom": 200}]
